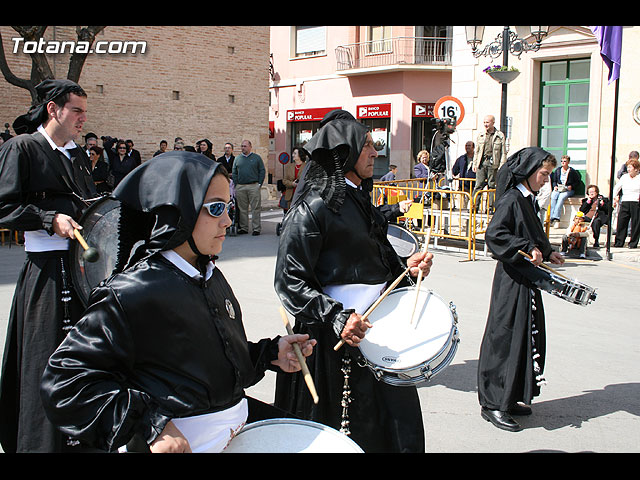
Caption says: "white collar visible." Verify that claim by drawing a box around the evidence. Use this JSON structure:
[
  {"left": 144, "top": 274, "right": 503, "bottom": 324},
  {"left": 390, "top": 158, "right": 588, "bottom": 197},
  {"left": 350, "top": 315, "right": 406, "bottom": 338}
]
[
  {"left": 161, "top": 250, "right": 215, "bottom": 281},
  {"left": 37, "top": 124, "right": 77, "bottom": 153},
  {"left": 345, "top": 177, "right": 358, "bottom": 189},
  {"left": 516, "top": 182, "right": 534, "bottom": 198}
]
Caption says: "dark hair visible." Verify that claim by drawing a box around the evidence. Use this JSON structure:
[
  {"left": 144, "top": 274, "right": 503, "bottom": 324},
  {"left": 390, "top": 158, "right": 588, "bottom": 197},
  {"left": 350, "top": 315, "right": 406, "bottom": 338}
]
[
  {"left": 215, "top": 164, "right": 230, "bottom": 182},
  {"left": 51, "top": 85, "right": 87, "bottom": 109},
  {"left": 586, "top": 184, "right": 599, "bottom": 194},
  {"left": 293, "top": 145, "right": 309, "bottom": 162},
  {"left": 90, "top": 145, "right": 103, "bottom": 156}
]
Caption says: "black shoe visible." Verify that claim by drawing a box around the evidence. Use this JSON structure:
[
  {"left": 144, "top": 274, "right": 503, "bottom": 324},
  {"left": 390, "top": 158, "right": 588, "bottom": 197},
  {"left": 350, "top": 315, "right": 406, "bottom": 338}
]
[
  {"left": 252, "top": 231, "right": 260, "bottom": 236},
  {"left": 237, "top": 230, "right": 248, "bottom": 235},
  {"left": 593, "top": 242, "right": 599, "bottom": 248},
  {"left": 481, "top": 407, "right": 522, "bottom": 432},
  {"left": 508, "top": 403, "right": 532, "bottom": 416}
]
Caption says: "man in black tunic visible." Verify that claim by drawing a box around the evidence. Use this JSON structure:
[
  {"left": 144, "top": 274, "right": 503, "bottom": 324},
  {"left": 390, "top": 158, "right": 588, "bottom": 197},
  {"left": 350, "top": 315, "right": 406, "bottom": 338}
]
[
  {"left": 477, "top": 147, "right": 564, "bottom": 432},
  {"left": 0, "top": 79, "right": 97, "bottom": 452},
  {"left": 273, "top": 110, "right": 433, "bottom": 452}
]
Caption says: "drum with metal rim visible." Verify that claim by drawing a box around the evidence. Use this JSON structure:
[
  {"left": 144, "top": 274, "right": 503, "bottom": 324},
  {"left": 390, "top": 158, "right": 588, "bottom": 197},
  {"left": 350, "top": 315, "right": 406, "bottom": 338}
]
[
  {"left": 223, "top": 418, "right": 364, "bottom": 453},
  {"left": 386, "top": 223, "right": 420, "bottom": 258},
  {"left": 358, "top": 286, "right": 459, "bottom": 386},
  {"left": 69, "top": 196, "right": 121, "bottom": 306}
]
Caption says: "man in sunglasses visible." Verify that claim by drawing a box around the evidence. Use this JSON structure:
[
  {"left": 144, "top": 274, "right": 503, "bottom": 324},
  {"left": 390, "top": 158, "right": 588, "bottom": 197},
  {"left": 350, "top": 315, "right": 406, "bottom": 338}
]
[{"left": 40, "top": 152, "right": 316, "bottom": 453}]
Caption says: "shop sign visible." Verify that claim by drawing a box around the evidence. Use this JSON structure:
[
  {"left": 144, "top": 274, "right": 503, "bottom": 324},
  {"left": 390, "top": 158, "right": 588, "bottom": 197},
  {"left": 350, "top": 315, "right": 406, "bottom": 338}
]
[
  {"left": 286, "top": 107, "right": 341, "bottom": 122},
  {"left": 357, "top": 103, "right": 391, "bottom": 119},
  {"left": 412, "top": 103, "right": 435, "bottom": 117}
]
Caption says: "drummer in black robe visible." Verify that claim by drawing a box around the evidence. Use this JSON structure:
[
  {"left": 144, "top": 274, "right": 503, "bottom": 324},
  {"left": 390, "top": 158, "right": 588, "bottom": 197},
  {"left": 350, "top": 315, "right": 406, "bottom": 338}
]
[
  {"left": 477, "top": 147, "right": 564, "bottom": 432},
  {"left": 40, "top": 152, "right": 315, "bottom": 453},
  {"left": 0, "top": 79, "right": 97, "bottom": 453},
  {"left": 274, "top": 110, "right": 433, "bottom": 453}
]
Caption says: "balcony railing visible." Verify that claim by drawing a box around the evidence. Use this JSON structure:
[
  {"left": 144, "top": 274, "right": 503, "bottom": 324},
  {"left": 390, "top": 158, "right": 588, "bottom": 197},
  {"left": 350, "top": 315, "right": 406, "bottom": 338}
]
[{"left": 336, "top": 36, "right": 452, "bottom": 71}]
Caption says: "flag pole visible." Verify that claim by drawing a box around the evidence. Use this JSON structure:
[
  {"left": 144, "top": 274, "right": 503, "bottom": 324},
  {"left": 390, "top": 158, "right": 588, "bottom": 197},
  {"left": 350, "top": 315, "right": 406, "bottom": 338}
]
[{"left": 605, "top": 76, "right": 620, "bottom": 261}]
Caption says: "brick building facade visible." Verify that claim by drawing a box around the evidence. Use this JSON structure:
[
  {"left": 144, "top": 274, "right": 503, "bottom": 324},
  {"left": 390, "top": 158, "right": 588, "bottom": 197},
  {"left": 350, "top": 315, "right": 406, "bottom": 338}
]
[{"left": 0, "top": 26, "right": 270, "bottom": 170}]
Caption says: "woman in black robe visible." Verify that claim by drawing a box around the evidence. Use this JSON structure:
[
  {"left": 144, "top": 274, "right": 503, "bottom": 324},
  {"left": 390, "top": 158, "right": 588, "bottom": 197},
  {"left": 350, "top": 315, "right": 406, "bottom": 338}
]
[{"left": 477, "top": 147, "right": 564, "bottom": 432}]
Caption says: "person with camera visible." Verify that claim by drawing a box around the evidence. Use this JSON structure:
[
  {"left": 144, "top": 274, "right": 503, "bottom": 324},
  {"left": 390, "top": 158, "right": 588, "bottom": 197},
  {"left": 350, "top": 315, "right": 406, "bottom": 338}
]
[
  {"left": 579, "top": 184, "right": 610, "bottom": 248},
  {"left": 548, "top": 155, "right": 582, "bottom": 227},
  {"left": 472, "top": 115, "right": 507, "bottom": 212}
]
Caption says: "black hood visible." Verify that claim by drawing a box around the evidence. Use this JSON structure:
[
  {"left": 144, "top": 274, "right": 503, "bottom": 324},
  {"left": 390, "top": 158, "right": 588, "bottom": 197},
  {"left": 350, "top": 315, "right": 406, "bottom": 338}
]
[{"left": 110, "top": 151, "right": 222, "bottom": 272}]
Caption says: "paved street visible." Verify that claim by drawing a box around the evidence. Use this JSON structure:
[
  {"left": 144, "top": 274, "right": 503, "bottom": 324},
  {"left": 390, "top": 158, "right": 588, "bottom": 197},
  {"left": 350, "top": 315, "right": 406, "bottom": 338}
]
[{"left": 1, "top": 207, "right": 638, "bottom": 453}]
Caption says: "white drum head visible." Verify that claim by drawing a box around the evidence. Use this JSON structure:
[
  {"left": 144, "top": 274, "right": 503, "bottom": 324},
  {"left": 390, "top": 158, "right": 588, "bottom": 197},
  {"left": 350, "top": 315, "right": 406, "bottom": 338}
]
[
  {"left": 359, "top": 287, "right": 454, "bottom": 371},
  {"left": 224, "top": 418, "right": 363, "bottom": 453}
]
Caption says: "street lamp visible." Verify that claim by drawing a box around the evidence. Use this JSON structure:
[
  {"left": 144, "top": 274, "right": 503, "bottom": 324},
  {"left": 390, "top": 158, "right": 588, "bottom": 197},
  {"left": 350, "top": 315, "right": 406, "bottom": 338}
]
[{"left": 465, "top": 26, "right": 549, "bottom": 133}]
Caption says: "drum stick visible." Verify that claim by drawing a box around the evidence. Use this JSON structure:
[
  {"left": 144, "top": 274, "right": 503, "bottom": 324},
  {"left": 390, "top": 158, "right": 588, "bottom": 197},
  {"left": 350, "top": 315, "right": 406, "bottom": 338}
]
[
  {"left": 74, "top": 228, "right": 100, "bottom": 263},
  {"left": 517, "top": 250, "right": 570, "bottom": 280},
  {"left": 409, "top": 229, "right": 431, "bottom": 325},
  {"left": 333, "top": 264, "right": 412, "bottom": 351},
  {"left": 74, "top": 228, "right": 90, "bottom": 250},
  {"left": 279, "top": 307, "right": 319, "bottom": 404}
]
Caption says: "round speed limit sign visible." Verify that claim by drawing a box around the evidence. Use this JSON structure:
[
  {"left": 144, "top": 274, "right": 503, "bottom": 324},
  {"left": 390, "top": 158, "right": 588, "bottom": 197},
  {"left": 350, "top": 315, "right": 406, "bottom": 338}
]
[{"left": 434, "top": 96, "right": 465, "bottom": 125}]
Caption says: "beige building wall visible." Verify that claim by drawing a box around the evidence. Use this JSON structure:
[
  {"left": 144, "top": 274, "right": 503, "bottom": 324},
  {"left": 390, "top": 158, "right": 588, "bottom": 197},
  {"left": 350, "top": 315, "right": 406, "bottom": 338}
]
[
  {"left": 1, "top": 26, "right": 269, "bottom": 167},
  {"left": 451, "top": 25, "right": 639, "bottom": 195}
]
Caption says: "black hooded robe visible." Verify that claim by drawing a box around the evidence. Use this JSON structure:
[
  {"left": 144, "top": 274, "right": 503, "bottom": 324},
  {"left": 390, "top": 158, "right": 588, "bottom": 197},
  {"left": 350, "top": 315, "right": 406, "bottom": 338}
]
[
  {"left": 0, "top": 85, "right": 97, "bottom": 452},
  {"left": 477, "top": 148, "right": 556, "bottom": 412},
  {"left": 274, "top": 110, "right": 424, "bottom": 453},
  {"left": 39, "top": 153, "right": 290, "bottom": 452}
]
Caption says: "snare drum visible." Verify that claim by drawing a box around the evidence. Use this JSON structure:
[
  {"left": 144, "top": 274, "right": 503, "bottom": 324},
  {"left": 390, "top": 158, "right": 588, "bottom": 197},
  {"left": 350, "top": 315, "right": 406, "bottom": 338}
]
[
  {"left": 545, "top": 272, "right": 597, "bottom": 306},
  {"left": 223, "top": 418, "right": 363, "bottom": 453},
  {"left": 358, "top": 286, "right": 459, "bottom": 386}
]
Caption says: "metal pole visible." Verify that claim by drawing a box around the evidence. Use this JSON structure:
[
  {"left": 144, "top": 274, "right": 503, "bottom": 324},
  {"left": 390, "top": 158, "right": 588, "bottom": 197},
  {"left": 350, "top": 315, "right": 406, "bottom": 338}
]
[
  {"left": 500, "top": 26, "right": 509, "bottom": 132},
  {"left": 605, "top": 77, "right": 620, "bottom": 260}
]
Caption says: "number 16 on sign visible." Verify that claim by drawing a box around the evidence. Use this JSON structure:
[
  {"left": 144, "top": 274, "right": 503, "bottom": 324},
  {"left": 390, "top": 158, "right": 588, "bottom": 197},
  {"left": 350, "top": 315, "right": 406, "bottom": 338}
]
[{"left": 434, "top": 96, "right": 465, "bottom": 125}]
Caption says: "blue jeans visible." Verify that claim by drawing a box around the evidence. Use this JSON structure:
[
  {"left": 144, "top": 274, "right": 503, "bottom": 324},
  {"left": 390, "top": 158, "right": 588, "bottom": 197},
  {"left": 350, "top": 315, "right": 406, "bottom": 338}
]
[{"left": 549, "top": 189, "right": 574, "bottom": 220}]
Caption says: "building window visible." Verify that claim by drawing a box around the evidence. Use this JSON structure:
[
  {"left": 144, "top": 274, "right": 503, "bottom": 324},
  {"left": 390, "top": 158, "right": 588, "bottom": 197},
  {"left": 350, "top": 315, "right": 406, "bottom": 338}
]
[
  {"left": 538, "top": 58, "right": 590, "bottom": 173},
  {"left": 294, "top": 26, "right": 326, "bottom": 57},
  {"left": 368, "top": 26, "right": 392, "bottom": 54},
  {"left": 172, "top": 90, "right": 180, "bottom": 101}
]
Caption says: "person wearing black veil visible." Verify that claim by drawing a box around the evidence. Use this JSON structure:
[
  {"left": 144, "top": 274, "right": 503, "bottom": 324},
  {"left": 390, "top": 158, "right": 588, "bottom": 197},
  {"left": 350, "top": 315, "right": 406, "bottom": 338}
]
[
  {"left": 0, "top": 79, "right": 97, "bottom": 453},
  {"left": 477, "top": 146, "right": 564, "bottom": 432},
  {"left": 274, "top": 110, "right": 433, "bottom": 453},
  {"left": 40, "top": 152, "right": 315, "bottom": 453}
]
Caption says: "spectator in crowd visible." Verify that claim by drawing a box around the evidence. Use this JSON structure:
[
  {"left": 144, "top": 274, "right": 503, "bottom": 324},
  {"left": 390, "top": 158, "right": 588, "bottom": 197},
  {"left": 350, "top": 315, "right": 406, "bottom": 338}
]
[
  {"left": 452, "top": 141, "right": 476, "bottom": 208},
  {"left": 232, "top": 140, "right": 265, "bottom": 236},
  {"left": 282, "top": 146, "right": 308, "bottom": 210},
  {"left": 197, "top": 139, "right": 215, "bottom": 160},
  {"left": 174, "top": 140, "right": 185, "bottom": 151},
  {"left": 560, "top": 211, "right": 590, "bottom": 258},
  {"left": 617, "top": 150, "right": 639, "bottom": 179},
  {"left": 414, "top": 150, "right": 429, "bottom": 180},
  {"left": 472, "top": 115, "right": 507, "bottom": 212},
  {"left": 380, "top": 164, "right": 397, "bottom": 182},
  {"left": 613, "top": 157, "right": 640, "bottom": 248},
  {"left": 153, "top": 140, "right": 168, "bottom": 157},
  {"left": 83, "top": 132, "right": 98, "bottom": 158},
  {"left": 218, "top": 143, "right": 235, "bottom": 174},
  {"left": 89, "top": 145, "right": 111, "bottom": 194},
  {"left": 111, "top": 140, "right": 137, "bottom": 188},
  {"left": 125, "top": 140, "right": 141, "bottom": 167},
  {"left": 549, "top": 155, "right": 582, "bottom": 226},
  {"left": 579, "top": 184, "right": 609, "bottom": 248}
]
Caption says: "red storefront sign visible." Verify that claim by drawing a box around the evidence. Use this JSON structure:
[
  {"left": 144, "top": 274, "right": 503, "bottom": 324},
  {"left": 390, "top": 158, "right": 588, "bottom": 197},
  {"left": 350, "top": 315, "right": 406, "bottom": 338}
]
[
  {"left": 286, "top": 107, "right": 341, "bottom": 122},
  {"left": 357, "top": 103, "right": 391, "bottom": 119},
  {"left": 412, "top": 103, "right": 435, "bottom": 117}
]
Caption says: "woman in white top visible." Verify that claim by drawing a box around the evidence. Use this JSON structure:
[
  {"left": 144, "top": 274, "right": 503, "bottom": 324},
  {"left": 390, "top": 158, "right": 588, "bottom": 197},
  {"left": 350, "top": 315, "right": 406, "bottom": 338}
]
[{"left": 613, "top": 158, "right": 640, "bottom": 248}]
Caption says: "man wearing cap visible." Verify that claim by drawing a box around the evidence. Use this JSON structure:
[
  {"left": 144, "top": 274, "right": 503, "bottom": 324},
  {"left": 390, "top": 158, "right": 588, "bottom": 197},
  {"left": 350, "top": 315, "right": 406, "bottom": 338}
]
[{"left": 0, "top": 79, "right": 96, "bottom": 452}]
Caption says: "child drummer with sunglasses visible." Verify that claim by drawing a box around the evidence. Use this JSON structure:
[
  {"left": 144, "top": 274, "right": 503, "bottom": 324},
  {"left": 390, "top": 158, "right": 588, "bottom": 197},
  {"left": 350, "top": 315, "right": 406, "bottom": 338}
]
[{"left": 40, "top": 152, "right": 315, "bottom": 453}]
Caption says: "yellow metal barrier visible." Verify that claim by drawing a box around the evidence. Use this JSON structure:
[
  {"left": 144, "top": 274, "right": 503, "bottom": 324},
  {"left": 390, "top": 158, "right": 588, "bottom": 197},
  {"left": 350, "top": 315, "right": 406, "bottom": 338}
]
[{"left": 374, "top": 178, "right": 495, "bottom": 261}]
